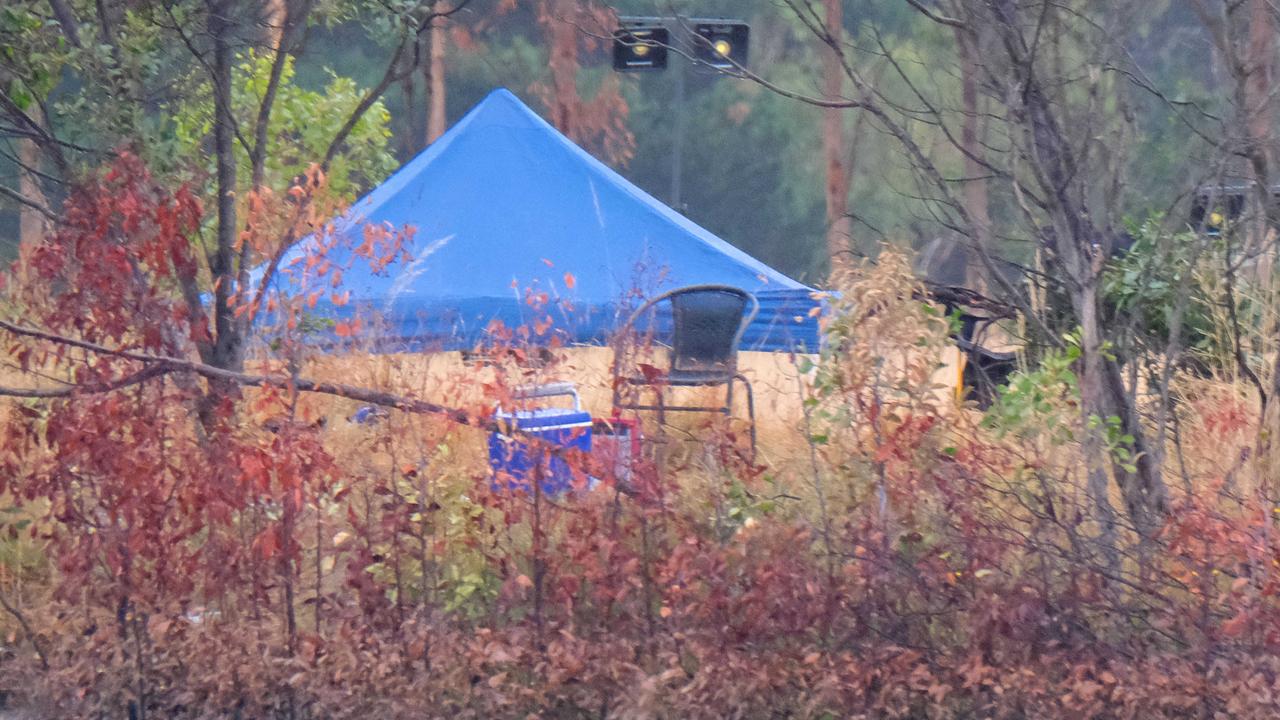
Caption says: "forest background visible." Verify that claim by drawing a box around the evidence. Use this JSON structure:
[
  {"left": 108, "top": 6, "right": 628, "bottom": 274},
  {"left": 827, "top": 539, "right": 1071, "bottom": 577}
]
[{"left": 0, "top": 0, "right": 1217, "bottom": 280}]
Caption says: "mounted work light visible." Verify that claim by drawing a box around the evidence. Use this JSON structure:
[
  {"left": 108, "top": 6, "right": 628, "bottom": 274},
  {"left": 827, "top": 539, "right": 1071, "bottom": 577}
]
[
  {"left": 693, "top": 20, "right": 749, "bottom": 70},
  {"left": 1189, "top": 185, "right": 1251, "bottom": 236},
  {"left": 613, "top": 19, "right": 669, "bottom": 71}
]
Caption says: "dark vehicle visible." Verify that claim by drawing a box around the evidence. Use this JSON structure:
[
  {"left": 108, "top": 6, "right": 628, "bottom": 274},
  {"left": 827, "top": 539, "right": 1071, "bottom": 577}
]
[{"left": 1189, "top": 183, "right": 1280, "bottom": 235}]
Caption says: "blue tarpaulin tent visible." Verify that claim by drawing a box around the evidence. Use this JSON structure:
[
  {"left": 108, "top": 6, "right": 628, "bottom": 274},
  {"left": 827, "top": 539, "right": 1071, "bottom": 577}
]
[{"left": 269, "top": 88, "right": 820, "bottom": 352}]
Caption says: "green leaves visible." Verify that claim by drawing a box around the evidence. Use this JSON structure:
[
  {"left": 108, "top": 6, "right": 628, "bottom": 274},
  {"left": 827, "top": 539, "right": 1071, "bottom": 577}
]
[
  {"left": 7, "top": 79, "right": 33, "bottom": 111},
  {"left": 166, "top": 51, "right": 396, "bottom": 201},
  {"left": 1101, "top": 216, "right": 1217, "bottom": 361},
  {"left": 982, "top": 343, "right": 1080, "bottom": 443},
  {"left": 1088, "top": 414, "right": 1140, "bottom": 474},
  {"left": 1, "top": 5, "right": 66, "bottom": 112}
]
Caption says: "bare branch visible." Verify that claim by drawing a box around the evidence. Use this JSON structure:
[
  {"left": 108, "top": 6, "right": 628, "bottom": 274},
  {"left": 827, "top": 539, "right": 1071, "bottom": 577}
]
[
  {"left": 322, "top": 36, "right": 414, "bottom": 169},
  {"left": 250, "top": 0, "right": 314, "bottom": 187},
  {"left": 159, "top": 0, "right": 254, "bottom": 159},
  {"left": 904, "top": 0, "right": 966, "bottom": 28},
  {"left": 0, "top": 183, "right": 57, "bottom": 222},
  {"left": 414, "top": 0, "right": 476, "bottom": 38},
  {"left": 0, "top": 363, "right": 171, "bottom": 398},
  {"left": 0, "top": 91, "right": 70, "bottom": 176},
  {"left": 0, "top": 318, "right": 476, "bottom": 425}
]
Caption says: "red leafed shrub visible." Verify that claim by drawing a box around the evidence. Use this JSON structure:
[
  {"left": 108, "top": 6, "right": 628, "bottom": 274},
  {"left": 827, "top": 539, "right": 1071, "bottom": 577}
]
[{"left": 3, "top": 159, "right": 1280, "bottom": 718}]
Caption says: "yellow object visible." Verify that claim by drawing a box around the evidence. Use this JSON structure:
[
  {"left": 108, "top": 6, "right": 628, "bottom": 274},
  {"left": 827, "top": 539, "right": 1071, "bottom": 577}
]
[
  {"left": 713, "top": 39, "right": 732, "bottom": 57},
  {"left": 633, "top": 44, "right": 650, "bottom": 57},
  {"left": 1209, "top": 211, "right": 1224, "bottom": 227}
]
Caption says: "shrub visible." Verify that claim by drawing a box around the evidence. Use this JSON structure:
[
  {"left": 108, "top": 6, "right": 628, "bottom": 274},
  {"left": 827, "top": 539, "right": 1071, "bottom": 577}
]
[{"left": 2, "top": 163, "right": 1280, "bottom": 717}]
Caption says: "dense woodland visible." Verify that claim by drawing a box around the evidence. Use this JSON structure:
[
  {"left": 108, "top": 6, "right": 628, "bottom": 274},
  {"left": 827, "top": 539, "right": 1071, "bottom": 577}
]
[
  {"left": 0, "top": 1, "right": 1227, "bottom": 279},
  {"left": 4, "top": 0, "right": 1280, "bottom": 717}
]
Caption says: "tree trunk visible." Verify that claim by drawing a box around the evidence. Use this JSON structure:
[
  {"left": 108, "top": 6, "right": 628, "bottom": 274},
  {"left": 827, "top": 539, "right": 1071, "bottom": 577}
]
[
  {"left": 1246, "top": 0, "right": 1280, "bottom": 496},
  {"left": 954, "top": 20, "right": 992, "bottom": 289},
  {"left": 207, "top": 0, "right": 242, "bottom": 374},
  {"left": 1237, "top": 0, "right": 1275, "bottom": 269},
  {"left": 546, "top": 0, "right": 578, "bottom": 137},
  {"left": 988, "top": 0, "right": 1168, "bottom": 532},
  {"left": 821, "top": 0, "right": 852, "bottom": 269},
  {"left": 262, "top": 0, "right": 286, "bottom": 48},
  {"left": 16, "top": 138, "right": 48, "bottom": 247},
  {"left": 426, "top": 1, "right": 448, "bottom": 144},
  {"left": 1077, "top": 280, "right": 1121, "bottom": 563},
  {"left": 403, "top": 37, "right": 422, "bottom": 155}
]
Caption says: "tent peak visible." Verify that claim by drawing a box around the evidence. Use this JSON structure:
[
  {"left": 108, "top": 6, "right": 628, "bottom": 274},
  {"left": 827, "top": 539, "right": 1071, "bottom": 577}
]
[{"left": 459, "top": 87, "right": 547, "bottom": 130}]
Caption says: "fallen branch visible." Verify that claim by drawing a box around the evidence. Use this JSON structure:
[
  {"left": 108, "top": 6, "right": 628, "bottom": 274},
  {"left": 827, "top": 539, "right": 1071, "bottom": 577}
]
[
  {"left": 0, "top": 318, "right": 474, "bottom": 425},
  {"left": 0, "top": 363, "right": 171, "bottom": 399},
  {"left": 0, "top": 318, "right": 640, "bottom": 494}
]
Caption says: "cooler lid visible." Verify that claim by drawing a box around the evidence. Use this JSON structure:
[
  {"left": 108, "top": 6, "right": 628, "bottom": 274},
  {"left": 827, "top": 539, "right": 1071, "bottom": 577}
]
[{"left": 496, "top": 407, "right": 592, "bottom": 431}]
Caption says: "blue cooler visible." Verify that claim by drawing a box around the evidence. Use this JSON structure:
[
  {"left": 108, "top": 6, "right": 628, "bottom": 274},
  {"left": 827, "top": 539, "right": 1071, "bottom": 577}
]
[{"left": 488, "top": 383, "right": 592, "bottom": 494}]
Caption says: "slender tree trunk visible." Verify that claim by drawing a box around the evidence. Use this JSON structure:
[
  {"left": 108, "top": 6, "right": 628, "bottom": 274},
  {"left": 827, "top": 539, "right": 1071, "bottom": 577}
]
[
  {"left": 16, "top": 138, "right": 48, "bottom": 246},
  {"left": 208, "top": 0, "right": 242, "bottom": 374},
  {"left": 1246, "top": 0, "right": 1275, "bottom": 203},
  {"left": 426, "top": 1, "right": 448, "bottom": 144},
  {"left": 821, "top": 0, "right": 852, "bottom": 269},
  {"left": 546, "top": 0, "right": 578, "bottom": 136},
  {"left": 403, "top": 38, "right": 422, "bottom": 155},
  {"left": 954, "top": 20, "right": 991, "bottom": 288},
  {"left": 262, "top": 0, "right": 286, "bottom": 47},
  {"left": 1243, "top": 0, "right": 1280, "bottom": 496},
  {"left": 1233, "top": 0, "right": 1276, "bottom": 277}
]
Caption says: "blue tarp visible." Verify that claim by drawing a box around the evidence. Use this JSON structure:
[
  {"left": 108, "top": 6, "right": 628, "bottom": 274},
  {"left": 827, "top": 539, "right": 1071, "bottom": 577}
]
[{"left": 268, "top": 88, "right": 820, "bottom": 352}]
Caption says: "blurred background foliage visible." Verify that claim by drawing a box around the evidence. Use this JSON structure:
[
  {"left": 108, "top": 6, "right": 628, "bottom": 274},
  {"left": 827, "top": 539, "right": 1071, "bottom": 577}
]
[{"left": 0, "top": 0, "right": 1222, "bottom": 281}]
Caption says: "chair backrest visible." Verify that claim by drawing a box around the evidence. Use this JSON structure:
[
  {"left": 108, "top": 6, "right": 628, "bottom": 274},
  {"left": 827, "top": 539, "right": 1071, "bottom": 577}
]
[
  {"left": 668, "top": 287, "right": 755, "bottom": 375},
  {"left": 610, "top": 286, "right": 758, "bottom": 398}
]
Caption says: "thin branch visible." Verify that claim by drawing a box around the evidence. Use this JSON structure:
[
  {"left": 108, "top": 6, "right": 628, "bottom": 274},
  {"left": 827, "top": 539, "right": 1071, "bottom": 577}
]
[
  {"left": 0, "top": 91, "right": 70, "bottom": 176},
  {"left": 0, "top": 141, "right": 74, "bottom": 187},
  {"left": 0, "top": 363, "right": 171, "bottom": 398},
  {"left": 0, "top": 318, "right": 475, "bottom": 425},
  {"left": 413, "top": 0, "right": 476, "bottom": 38},
  {"left": 322, "top": 36, "right": 413, "bottom": 169},
  {"left": 250, "top": 0, "right": 314, "bottom": 186},
  {"left": 320, "top": 0, "right": 473, "bottom": 170},
  {"left": 904, "top": 0, "right": 966, "bottom": 28},
  {"left": 781, "top": 0, "right": 1054, "bottom": 341},
  {"left": 0, "top": 124, "right": 105, "bottom": 155},
  {"left": 0, "top": 183, "right": 57, "bottom": 222}
]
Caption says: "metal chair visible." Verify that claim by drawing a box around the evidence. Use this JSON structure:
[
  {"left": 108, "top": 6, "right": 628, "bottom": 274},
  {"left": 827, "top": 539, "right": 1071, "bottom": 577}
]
[{"left": 610, "top": 285, "right": 759, "bottom": 457}]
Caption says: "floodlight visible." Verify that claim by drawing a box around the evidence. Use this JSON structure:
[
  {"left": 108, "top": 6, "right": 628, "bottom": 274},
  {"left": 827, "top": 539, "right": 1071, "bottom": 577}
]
[
  {"left": 613, "top": 21, "right": 669, "bottom": 71},
  {"left": 693, "top": 21, "right": 749, "bottom": 70}
]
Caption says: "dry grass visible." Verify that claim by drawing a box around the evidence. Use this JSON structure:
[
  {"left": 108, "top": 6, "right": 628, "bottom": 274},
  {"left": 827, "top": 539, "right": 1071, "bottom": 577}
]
[{"left": 283, "top": 343, "right": 978, "bottom": 516}]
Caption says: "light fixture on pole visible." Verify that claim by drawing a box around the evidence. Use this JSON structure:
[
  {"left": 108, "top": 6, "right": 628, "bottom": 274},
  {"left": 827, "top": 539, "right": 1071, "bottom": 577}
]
[
  {"left": 611, "top": 16, "right": 750, "bottom": 210},
  {"left": 612, "top": 19, "right": 669, "bottom": 71},
  {"left": 692, "top": 21, "right": 749, "bottom": 70}
]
